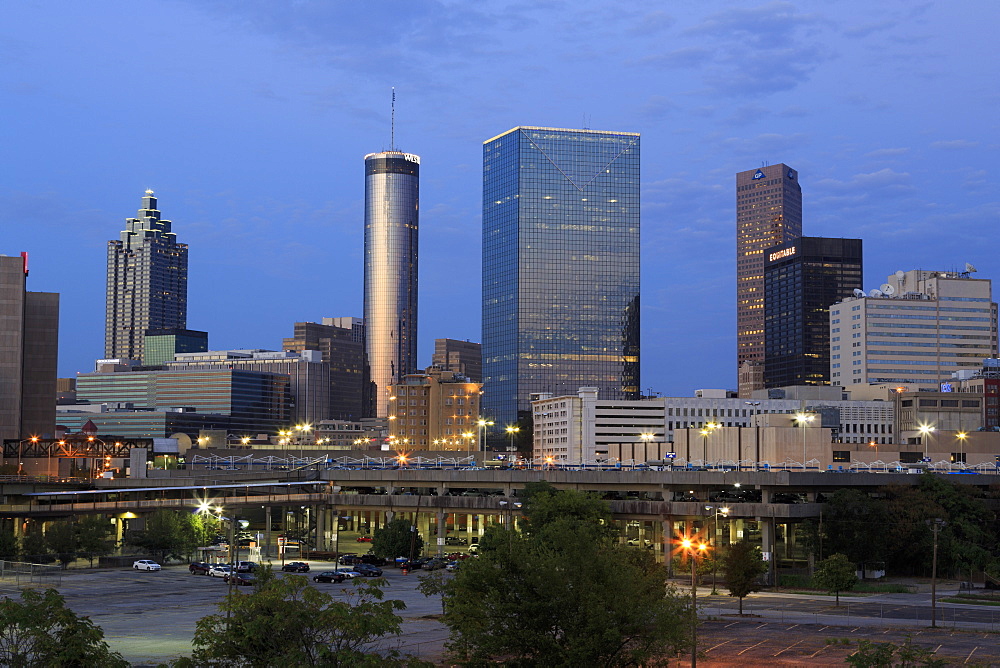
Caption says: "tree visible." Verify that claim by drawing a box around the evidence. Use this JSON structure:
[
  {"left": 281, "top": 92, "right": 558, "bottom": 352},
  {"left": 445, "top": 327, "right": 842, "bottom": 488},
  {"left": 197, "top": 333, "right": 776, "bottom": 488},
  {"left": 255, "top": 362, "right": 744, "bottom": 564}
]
[
  {"left": 19, "top": 529, "right": 52, "bottom": 564},
  {"left": 444, "top": 490, "right": 690, "bottom": 666},
  {"left": 723, "top": 541, "right": 767, "bottom": 614},
  {"left": 44, "top": 521, "right": 78, "bottom": 570},
  {"left": 813, "top": 553, "right": 858, "bottom": 605},
  {"left": 416, "top": 570, "right": 448, "bottom": 615},
  {"left": 0, "top": 587, "right": 128, "bottom": 667},
  {"left": 76, "top": 515, "right": 116, "bottom": 567},
  {"left": 846, "top": 636, "right": 945, "bottom": 668},
  {"left": 371, "top": 517, "right": 423, "bottom": 560},
  {"left": 0, "top": 521, "right": 19, "bottom": 559},
  {"left": 126, "top": 509, "right": 198, "bottom": 562},
  {"left": 174, "top": 573, "right": 422, "bottom": 667},
  {"left": 816, "top": 489, "right": 890, "bottom": 567}
]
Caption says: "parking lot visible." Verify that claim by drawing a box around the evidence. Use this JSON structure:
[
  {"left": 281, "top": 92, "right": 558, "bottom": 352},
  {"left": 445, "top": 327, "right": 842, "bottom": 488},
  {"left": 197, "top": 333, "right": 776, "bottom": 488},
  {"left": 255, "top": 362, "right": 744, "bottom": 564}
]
[{"left": 0, "top": 559, "right": 449, "bottom": 667}]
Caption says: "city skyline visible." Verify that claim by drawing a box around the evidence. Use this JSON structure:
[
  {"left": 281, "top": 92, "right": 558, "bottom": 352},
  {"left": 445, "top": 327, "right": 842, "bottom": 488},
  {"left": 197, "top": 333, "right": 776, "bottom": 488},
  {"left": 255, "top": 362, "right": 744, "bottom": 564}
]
[{"left": 3, "top": 2, "right": 996, "bottom": 397}]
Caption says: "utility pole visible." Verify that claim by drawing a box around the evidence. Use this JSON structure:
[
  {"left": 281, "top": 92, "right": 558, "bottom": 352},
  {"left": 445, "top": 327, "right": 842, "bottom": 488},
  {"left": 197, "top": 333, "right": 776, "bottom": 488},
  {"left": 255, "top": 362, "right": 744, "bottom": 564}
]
[{"left": 929, "top": 518, "right": 946, "bottom": 628}]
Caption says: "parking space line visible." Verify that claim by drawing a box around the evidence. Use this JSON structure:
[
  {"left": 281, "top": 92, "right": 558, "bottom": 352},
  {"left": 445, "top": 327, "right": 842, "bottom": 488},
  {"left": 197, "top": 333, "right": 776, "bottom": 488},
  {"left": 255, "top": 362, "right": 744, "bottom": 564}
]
[
  {"left": 724, "top": 621, "right": 740, "bottom": 628},
  {"left": 785, "top": 623, "right": 799, "bottom": 631},
  {"left": 737, "top": 639, "right": 769, "bottom": 655},
  {"left": 773, "top": 639, "right": 804, "bottom": 656},
  {"left": 965, "top": 646, "right": 978, "bottom": 664},
  {"left": 706, "top": 639, "right": 734, "bottom": 653},
  {"left": 807, "top": 644, "right": 830, "bottom": 659}
]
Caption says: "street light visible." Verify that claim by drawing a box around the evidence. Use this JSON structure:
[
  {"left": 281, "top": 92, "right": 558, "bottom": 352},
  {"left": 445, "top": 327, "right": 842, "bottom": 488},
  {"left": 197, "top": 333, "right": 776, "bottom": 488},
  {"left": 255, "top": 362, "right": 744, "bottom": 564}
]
[
  {"left": 698, "top": 422, "right": 718, "bottom": 467},
  {"left": 955, "top": 431, "right": 968, "bottom": 465},
  {"left": 18, "top": 436, "right": 39, "bottom": 476},
  {"left": 918, "top": 424, "right": 935, "bottom": 460},
  {"left": 704, "top": 505, "right": 730, "bottom": 595},
  {"left": 679, "top": 536, "right": 708, "bottom": 668},
  {"left": 505, "top": 426, "right": 520, "bottom": 456},
  {"left": 477, "top": 418, "right": 494, "bottom": 452},
  {"left": 868, "top": 440, "right": 878, "bottom": 458},
  {"left": 794, "top": 412, "right": 815, "bottom": 471}
]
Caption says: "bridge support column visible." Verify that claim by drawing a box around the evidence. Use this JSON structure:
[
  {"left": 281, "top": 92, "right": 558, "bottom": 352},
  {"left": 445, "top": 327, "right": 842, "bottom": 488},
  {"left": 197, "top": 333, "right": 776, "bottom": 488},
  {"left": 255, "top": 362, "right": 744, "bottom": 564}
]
[
  {"left": 760, "top": 517, "right": 776, "bottom": 586},
  {"left": 314, "top": 505, "right": 327, "bottom": 552},
  {"left": 265, "top": 506, "right": 273, "bottom": 559},
  {"left": 436, "top": 512, "right": 446, "bottom": 557},
  {"left": 129, "top": 448, "right": 148, "bottom": 479},
  {"left": 662, "top": 517, "right": 672, "bottom": 574}
]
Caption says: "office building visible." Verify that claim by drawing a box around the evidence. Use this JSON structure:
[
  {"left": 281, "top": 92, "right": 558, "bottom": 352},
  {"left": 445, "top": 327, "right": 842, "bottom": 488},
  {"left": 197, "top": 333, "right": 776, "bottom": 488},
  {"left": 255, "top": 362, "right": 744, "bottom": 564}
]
[
  {"left": 105, "top": 190, "right": 188, "bottom": 362},
  {"left": 0, "top": 253, "right": 59, "bottom": 441},
  {"left": 764, "top": 237, "right": 863, "bottom": 388},
  {"left": 322, "top": 317, "right": 365, "bottom": 344},
  {"left": 168, "top": 349, "right": 330, "bottom": 424},
  {"left": 736, "top": 164, "right": 802, "bottom": 391},
  {"left": 364, "top": 152, "right": 419, "bottom": 417},
  {"left": 282, "top": 321, "right": 368, "bottom": 419},
  {"left": 388, "top": 368, "right": 482, "bottom": 450},
  {"left": 482, "top": 126, "right": 640, "bottom": 435},
  {"left": 431, "top": 338, "right": 482, "bottom": 382},
  {"left": 143, "top": 328, "right": 208, "bottom": 365},
  {"left": 830, "top": 270, "right": 998, "bottom": 390}
]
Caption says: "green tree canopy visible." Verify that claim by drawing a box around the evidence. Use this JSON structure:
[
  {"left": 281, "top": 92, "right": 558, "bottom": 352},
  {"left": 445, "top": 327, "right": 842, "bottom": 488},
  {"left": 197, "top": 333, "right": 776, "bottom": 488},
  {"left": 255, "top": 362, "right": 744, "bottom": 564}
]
[
  {"left": 0, "top": 588, "right": 128, "bottom": 667},
  {"left": 44, "top": 521, "right": 77, "bottom": 570},
  {"left": 76, "top": 515, "right": 116, "bottom": 567},
  {"left": 813, "top": 553, "right": 858, "bottom": 605},
  {"left": 175, "top": 572, "right": 420, "bottom": 667},
  {"left": 444, "top": 490, "right": 689, "bottom": 666},
  {"left": 127, "top": 509, "right": 210, "bottom": 562},
  {"left": 371, "top": 517, "right": 423, "bottom": 560},
  {"left": 723, "top": 541, "right": 768, "bottom": 614}
]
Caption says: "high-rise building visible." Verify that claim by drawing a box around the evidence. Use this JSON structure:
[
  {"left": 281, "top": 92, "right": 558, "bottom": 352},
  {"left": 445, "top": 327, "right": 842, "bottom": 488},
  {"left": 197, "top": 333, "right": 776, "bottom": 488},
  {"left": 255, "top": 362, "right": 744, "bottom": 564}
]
[
  {"left": 387, "top": 368, "right": 482, "bottom": 450},
  {"left": 143, "top": 328, "right": 208, "bottom": 365},
  {"left": 364, "top": 152, "right": 419, "bottom": 417},
  {"left": 431, "top": 338, "right": 482, "bottom": 382},
  {"left": 736, "top": 164, "right": 802, "bottom": 391},
  {"left": 764, "top": 237, "right": 863, "bottom": 388},
  {"left": 831, "top": 270, "right": 999, "bottom": 390},
  {"left": 0, "top": 253, "right": 59, "bottom": 441},
  {"left": 105, "top": 190, "right": 188, "bottom": 362},
  {"left": 482, "top": 127, "right": 640, "bottom": 435},
  {"left": 282, "top": 321, "right": 368, "bottom": 419}
]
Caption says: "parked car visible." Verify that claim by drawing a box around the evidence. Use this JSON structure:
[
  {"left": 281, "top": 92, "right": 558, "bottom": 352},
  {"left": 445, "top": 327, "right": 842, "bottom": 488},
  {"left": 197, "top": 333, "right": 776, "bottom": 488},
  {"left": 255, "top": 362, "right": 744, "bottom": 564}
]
[
  {"left": 224, "top": 573, "right": 256, "bottom": 586},
  {"left": 445, "top": 536, "right": 468, "bottom": 546},
  {"left": 356, "top": 535, "right": 373, "bottom": 543},
  {"left": 313, "top": 571, "right": 347, "bottom": 584},
  {"left": 332, "top": 567, "right": 361, "bottom": 578},
  {"left": 360, "top": 554, "right": 387, "bottom": 566},
  {"left": 339, "top": 554, "right": 363, "bottom": 565},
  {"left": 209, "top": 564, "right": 232, "bottom": 578},
  {"left": 445, "top": 560, "right": 460, "bottom": 571},
  {"left": 423, "top": 558, "right": 447, "bottom": 571},
  {"left": 397, "top": 559, "right": 423, "bottom": 571},
  {"left": 281, "top": 561, "right": 310, "bottom": 573},
  {"left": 133, "top": 560, "right": 161, "bottom": 571},
  {"left": 353, "top": 563, "right": 383, "bottom": 577},
  {"left": 234, "top": 561, "right": 257, "bottom": 573},
  {"left": 189, "top": 561, "right": 211, "bottom": 575}
]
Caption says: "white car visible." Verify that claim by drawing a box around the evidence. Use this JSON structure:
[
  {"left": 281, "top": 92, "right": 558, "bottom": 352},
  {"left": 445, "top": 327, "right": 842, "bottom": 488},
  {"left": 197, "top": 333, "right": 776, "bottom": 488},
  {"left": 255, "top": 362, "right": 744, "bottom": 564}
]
[
  {"left": 332, "top": 567, "right": 361, "bottom": 578},
  {"left": 209, "top": 564, "right": 233, "bottom": 578},
  {"left": 133, "top": 560, "right": 161, "bottom": 571}
]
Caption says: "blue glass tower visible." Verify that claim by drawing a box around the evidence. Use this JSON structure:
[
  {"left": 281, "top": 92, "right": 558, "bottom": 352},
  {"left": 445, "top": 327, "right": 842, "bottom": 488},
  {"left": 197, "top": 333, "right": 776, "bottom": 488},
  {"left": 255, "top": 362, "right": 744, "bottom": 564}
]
[{"left": 482, "top": 127, "right": 640, "bottom": 441}]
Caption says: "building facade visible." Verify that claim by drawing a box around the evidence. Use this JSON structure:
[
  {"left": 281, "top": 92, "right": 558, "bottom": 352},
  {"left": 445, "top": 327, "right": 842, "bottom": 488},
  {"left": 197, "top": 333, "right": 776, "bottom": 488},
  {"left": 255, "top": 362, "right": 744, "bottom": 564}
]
[
  {"left": 764, "top": 237, "right": 863, "bottom": 388},
  {"left": 364, "top": 151, "right": 419, "bottom": 418},
  {"left": 482, "top": 126, "right": 640, "bottom": 436},
  {"left": 388, "top": 368, "right": 482, "bottom": 451},
  {"left": 431, "top": 338, "right": 482, "bottom": 382},
  {"left": 143, "top": 328, "right": 208, "bottom": 365},
  {"left": 736, "top": 164, "right": 802, "bottom": 392},
  {"left": 0, "top": 253, "right": 59, "bottom": 441},
  {"left": 105, "top": 191, "right": 188, "bottom": 362},
  {"left": 830, "top": 270, "right": 998, "bottom": 390},
  {"left": 282, "top": 321, "right": 368, "bottom": 419}
]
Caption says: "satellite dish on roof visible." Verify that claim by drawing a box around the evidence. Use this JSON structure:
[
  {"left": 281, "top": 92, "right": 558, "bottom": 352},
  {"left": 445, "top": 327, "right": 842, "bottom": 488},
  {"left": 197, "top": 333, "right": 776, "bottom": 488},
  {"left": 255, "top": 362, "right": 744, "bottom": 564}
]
[
  {"left": 895, "top": 270, "right": 905, "bottom": 279},
  {"left": 869, "top": 289, "right": 883, "bottom": 298},
  {"left": 881, "top": 283, "right": 895, "bottom": 295},
  {"left": 853, "top": 289, "right": 865, "bottom": 298},
  {"left": 966, "top": 262, "right": 977, "bottom": 273}
]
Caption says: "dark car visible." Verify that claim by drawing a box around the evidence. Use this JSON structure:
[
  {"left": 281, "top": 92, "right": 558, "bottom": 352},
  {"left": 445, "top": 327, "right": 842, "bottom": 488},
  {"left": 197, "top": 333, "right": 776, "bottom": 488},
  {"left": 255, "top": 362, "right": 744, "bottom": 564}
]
[
  {"left": 423, "top": 558, "right": 447, "bottom": 571},
  {"left": 313, "top": 571, "right": 347, "bottom": 584},
  {"left": 281, "top": 561, "right": 310, "bottom": 573},
  {"left": 189, "top": 561, "right": 211, "bottom": 575},
  {"left": 339, "top": 554, "right": 364, "bottom": 565},
  {"left": 360, "top": 554, "right": 387, "bottom": 566},
  {"left": 398, "top": 559, "right": 423, "bottom": 571},
  {"left": 445, "top": 536, "right": 468, "bottom": 546},
  {"left": 223, "top": 573, "right": 256, "bottom": 586},
  {"left": 354, "top": 563, "right": 383, "bottom": 577}
]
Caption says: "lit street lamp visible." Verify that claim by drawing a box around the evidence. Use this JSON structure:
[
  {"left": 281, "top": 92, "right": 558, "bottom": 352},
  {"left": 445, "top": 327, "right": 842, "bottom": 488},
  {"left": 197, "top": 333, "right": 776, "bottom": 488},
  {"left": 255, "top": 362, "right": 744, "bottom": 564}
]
[
  {"left": 956, "top": 431, "right": 968, "bottom": 465},
  {"left": 794, "top": 412, "right": 815, "bottom": 471},
  {"left": 477, "top": 418, "right": 494, "bottom": 452},
  {"left": 680, "top": 536, "right": 708, "bottom": 668},
  {"left": 505, "top": 426, "right": 520, "bottom": 456},
  {"left": 18, "top": 436, "right": 39, "bottom": 476},
  {"left": 698, "top": 422, "right": 718, "bottom": 466},
  {"left": 918, "top": 424, "right": 936, "bottom": 460}
]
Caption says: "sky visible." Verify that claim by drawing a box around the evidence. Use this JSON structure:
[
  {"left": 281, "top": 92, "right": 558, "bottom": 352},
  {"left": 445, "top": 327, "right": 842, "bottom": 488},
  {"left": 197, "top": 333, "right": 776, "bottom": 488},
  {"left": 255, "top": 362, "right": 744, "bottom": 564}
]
[{"left": 2, "top": 1, "right": 997, "bottom": 397}]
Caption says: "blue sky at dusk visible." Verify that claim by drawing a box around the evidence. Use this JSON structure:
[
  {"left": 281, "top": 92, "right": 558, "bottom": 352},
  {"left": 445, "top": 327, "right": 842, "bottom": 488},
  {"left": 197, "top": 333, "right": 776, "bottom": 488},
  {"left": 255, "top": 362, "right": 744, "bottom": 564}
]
[{"left": 2, "top": 1, "right": 997, "bottom": 396}]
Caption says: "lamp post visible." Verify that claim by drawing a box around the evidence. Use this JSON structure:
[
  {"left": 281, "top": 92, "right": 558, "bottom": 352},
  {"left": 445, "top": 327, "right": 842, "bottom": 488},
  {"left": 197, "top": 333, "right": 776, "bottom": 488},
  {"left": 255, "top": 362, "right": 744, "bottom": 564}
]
[
  {"left": 928, "top": 518, "right": 946, "bottom": 628},
  {"left": 704, "top": 505, "right": 730, "bottom": 595},
  {"left": 794, "top": 412, "right": 815, "bottom": 471},
  {"left": 698, "top": 422, "right": 718, "bottom": 467},
  {"left": 477, "top": 418, "right": 494, "bottom": 452},
  {"left": 955, "top": 431, "right": 967, "bottom": 465},
  {"left": 18, "top": 436, "right": 38, "bottom": 476},
  {"left": 505, "top": 426, "right": 520, "bottom": 457},
  {"left": 918, "top": 424, "right": 935, "bottom": 460},
  {"left": 680, "top": 537, "right": 708, "bottom": 668}
]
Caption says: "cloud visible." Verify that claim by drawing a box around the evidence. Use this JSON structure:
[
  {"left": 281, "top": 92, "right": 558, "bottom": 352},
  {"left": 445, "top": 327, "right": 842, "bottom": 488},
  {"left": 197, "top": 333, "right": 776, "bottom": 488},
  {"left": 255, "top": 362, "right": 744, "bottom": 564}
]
[
  {"left": 637, "top": 46, "right": 709, "bottom": 69},
  {"left": 814, "top": 168, "right": 914, "bottom": 195},
  {"left": 627, "top": 10, "right": 676, "bottom": 36},
  {"left": 864, "top": 147, "right": 910, "bottom": 158},
  {"left": 842, "top": 19, "right": 896, "bottom": 38},
  {"left": 930, "top": 139, "right": 980, "bottom": 150},
  {"left": 638, "top": 94, "right": 679, "bottom": 119}
]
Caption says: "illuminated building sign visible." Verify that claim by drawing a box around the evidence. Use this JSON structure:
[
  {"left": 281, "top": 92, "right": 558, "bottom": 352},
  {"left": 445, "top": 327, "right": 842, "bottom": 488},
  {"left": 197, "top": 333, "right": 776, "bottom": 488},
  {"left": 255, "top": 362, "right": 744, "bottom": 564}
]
[
  {"left": 768, "top": 246, "right": 796, "bottom": 262},
  {"left": 753, "top": 169, "right": 765, "bottom": 180}
]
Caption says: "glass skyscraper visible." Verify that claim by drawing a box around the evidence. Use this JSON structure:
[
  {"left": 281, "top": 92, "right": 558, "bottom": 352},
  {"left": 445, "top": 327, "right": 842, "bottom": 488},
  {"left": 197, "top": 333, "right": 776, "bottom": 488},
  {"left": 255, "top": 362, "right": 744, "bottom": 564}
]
[
  {"left": 482, "top": 127, "right": 640, "bottom": 437},
  {"left": 364, "top": 151, "right": 419, "bottom": 417},
  {"left": 105, "top": 190, "right": 188, "bottom": 362}
]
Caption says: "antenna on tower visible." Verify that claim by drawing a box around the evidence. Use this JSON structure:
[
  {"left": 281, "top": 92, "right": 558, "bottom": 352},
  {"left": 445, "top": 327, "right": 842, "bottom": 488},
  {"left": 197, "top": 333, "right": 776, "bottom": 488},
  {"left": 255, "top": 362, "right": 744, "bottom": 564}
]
[{"left": 391, "top": 87, "right": 396, "bottom": 151}]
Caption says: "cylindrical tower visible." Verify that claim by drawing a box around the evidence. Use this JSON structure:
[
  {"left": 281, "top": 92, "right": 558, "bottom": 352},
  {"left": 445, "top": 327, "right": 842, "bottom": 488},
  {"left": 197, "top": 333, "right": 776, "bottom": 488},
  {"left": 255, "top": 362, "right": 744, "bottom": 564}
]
[{"left": 364, "top": 151, "right": 420, "bottom": 417}]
